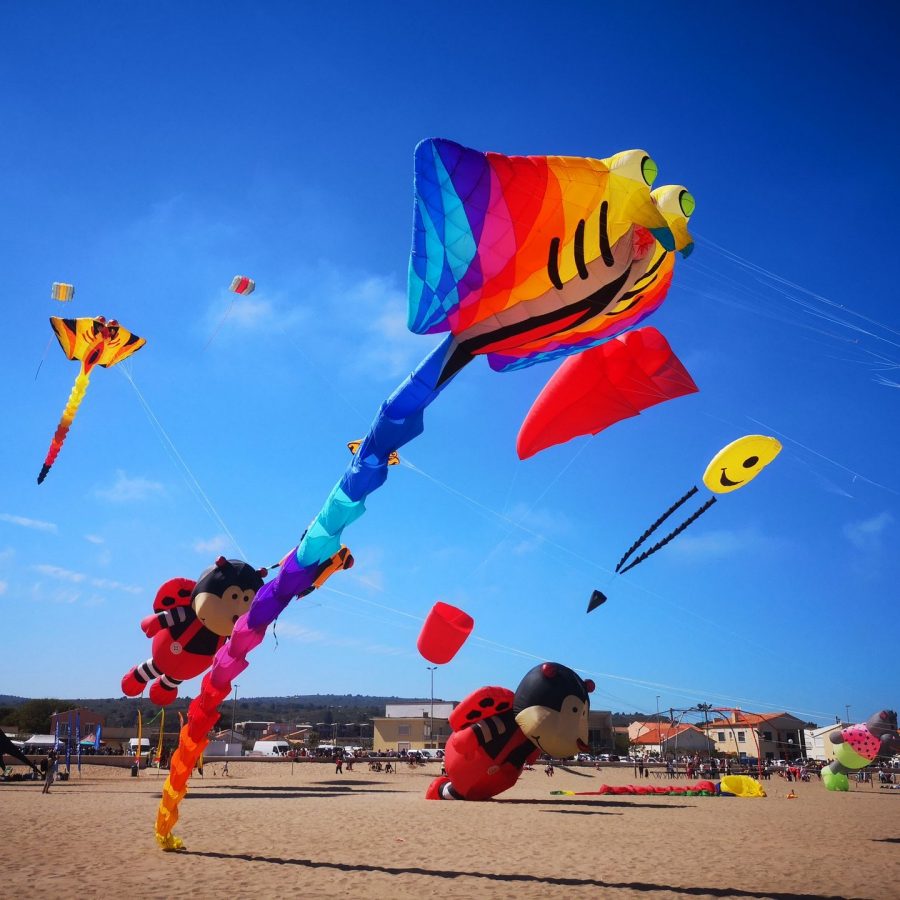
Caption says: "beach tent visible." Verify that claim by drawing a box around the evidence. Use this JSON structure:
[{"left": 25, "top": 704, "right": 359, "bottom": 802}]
[{"left": 23, "top": 734, "right": 58, "bottom": 749}]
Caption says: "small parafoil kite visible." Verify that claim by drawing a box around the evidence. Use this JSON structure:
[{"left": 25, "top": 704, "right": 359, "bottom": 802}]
[
  {"left": 417, "top": 602, "right": 474, "bottom": 664},
  {"left": 229, "top": 275, "right": 255, "bottom": 295},
  {"left": 588, "top": 435, "right": 781, "bottom": 604},
  {"left": 408, "top": 139, "right": 696, "bottom": 458},
  {"left": 204, "top": 276, "right": 256, "bottom": 350},
  {"left": 37, "top": 316, "right": 146, "bottom": 484},
  {"left": 51, "top": 282, "right": 75, "bottom": 302}
]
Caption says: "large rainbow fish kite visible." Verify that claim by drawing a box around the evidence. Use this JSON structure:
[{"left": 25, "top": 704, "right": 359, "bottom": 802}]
[
  {"left": 38, "top": 316, "right": 146, "bottom": 484},
  {"left": 153, "top": 138, "right": 696, "bottom": 849}
]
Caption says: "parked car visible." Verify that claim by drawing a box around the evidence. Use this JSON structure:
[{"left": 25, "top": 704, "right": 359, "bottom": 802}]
[{"left": 252, "top": 740, "right": 291, "bottom": 756}]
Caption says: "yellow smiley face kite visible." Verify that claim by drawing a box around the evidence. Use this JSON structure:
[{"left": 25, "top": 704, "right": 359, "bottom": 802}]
[
  {"left": 605, "top": 433, "right": 784, "bottom": 592},
  {"left": 702, "top": 435, "right": 782, "bottom": 495}
]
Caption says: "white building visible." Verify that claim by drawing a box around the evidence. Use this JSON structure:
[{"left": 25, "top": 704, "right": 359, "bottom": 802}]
[
  {"left": 804, "top": 723, "right": 844, "bottom": 761},
  {"left": 384, "top": 702, "right": 456, "bottom": 719}
]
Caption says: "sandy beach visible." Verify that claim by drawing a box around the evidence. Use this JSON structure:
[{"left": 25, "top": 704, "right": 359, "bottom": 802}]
[{"left": 2, "top": 760, "right": 895, "bottom": 899}]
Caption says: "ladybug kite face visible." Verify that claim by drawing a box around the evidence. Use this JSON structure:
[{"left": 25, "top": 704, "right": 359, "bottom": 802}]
[
  {"left": 191, "top": 557, "right": 265, "bottom": 638},
  {"left": 513, "top": 662, "right": 594, "bottom": 759}
]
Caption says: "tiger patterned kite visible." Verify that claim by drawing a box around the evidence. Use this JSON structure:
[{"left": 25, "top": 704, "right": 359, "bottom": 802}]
[{"left": 37, "top": 316, "right": 146, "bottom": 484}]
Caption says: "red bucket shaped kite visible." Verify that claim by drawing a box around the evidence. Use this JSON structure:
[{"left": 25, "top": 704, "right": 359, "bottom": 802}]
[{"left": 417, "top": 602, "right": 474, "bottom": 664}]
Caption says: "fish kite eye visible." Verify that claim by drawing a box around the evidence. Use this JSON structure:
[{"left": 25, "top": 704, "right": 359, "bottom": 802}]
[
  {"left": 641, "top": 155, "right": 658, "bottom": 186},
  {"left": 678, "top": 190, "right": 696, "bottom": 217}
]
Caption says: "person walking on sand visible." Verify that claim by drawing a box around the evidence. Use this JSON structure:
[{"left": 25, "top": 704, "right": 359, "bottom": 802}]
[
  {"left": 222, "top": 760, "right": 230, "bottom": 777},
  {"left": 335, "top": 753, "right": 343, "bottom": 774},
  {"left": 42, "top": 751, "right": 57, "bottom": 795}
]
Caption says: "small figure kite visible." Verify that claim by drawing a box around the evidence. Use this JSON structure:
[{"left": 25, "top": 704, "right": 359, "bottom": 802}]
[
  {"left": 37, "top": 316, "right": 146, "bottom": 484},
  {"left": 593, "top": 436, "right": 781, "bottom": 601},
  {"left": 348, "top": 439, "right": 400, "bottom": 466}
]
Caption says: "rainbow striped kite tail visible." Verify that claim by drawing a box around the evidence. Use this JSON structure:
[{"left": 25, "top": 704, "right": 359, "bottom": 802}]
[
  {"left": 36, "top": 369, "right": 91, "bottom": 484},
  {"left": 156, "top": 832, "right": 184, "bottom": 851},
  {"left": 37, "top": 422, "right": 70, "bottom": 483}
]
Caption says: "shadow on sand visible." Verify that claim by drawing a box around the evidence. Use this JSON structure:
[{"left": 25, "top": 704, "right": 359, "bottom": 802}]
[
  {"left": 179, "top": 849, "right": 859, "bottom": 899},
  {"left": 183, "top": 784, "right": 407, "bottom": 802}
]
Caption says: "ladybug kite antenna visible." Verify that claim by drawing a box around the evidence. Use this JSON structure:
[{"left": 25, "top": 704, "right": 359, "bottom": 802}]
[
  {"left": 257, "top": 567, "right": 268, "bottom": 579},
  {"left": 215, "top": 556, "right": 228, "bottom": 569},
  {"left": 584, "top": 679, "right": 596, "bottom": 693},
  {"left": 541, "top": 663, "right": 557, "bottom": 678}
]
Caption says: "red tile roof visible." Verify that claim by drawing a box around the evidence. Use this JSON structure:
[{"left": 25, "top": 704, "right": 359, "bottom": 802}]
[
  {"left": 633, "top": 723, "right": 707, "bottom": 744},
  {"left": 704, "top": 712, "right": 788, "bottom": 728}
]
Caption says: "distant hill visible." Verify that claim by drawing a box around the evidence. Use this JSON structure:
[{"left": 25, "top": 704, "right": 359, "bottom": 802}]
[
  {"left": 0, "top": 694, "right": 443, "bottom": 730},
  {"left": 0, "top": 695, "right": 28, "bottom": 707}
]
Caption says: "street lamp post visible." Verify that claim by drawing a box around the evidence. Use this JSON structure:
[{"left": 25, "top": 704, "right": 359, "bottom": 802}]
[
  {"left": 231, "top": 683, "right": 239, "bottom": 738},
  {"left": 654, "top": 695, "right": 661, "bottom": 761},
  {"left": 845, "top": 704, "right": 851, "bottom": 724},
  {"left": 427, "top": 666, "right": 437, "bottom": 749}
]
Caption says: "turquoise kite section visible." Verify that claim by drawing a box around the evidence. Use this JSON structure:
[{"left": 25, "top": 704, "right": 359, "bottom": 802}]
[
  {"left": 296, "top": 520, "right": 341, "bottom": 567},
  {"left": 317, "top": 486, "right": 366, "bottom": 535}
]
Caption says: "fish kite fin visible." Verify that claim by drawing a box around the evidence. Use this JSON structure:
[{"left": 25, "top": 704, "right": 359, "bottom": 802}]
[{"left": 516, "top": 327, "right": 698, "bottom": 459}]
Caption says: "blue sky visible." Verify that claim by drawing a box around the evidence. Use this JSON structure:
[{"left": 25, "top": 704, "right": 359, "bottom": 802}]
[{"left": 1, "top": 2, "right": 897, "bottom": 727}]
